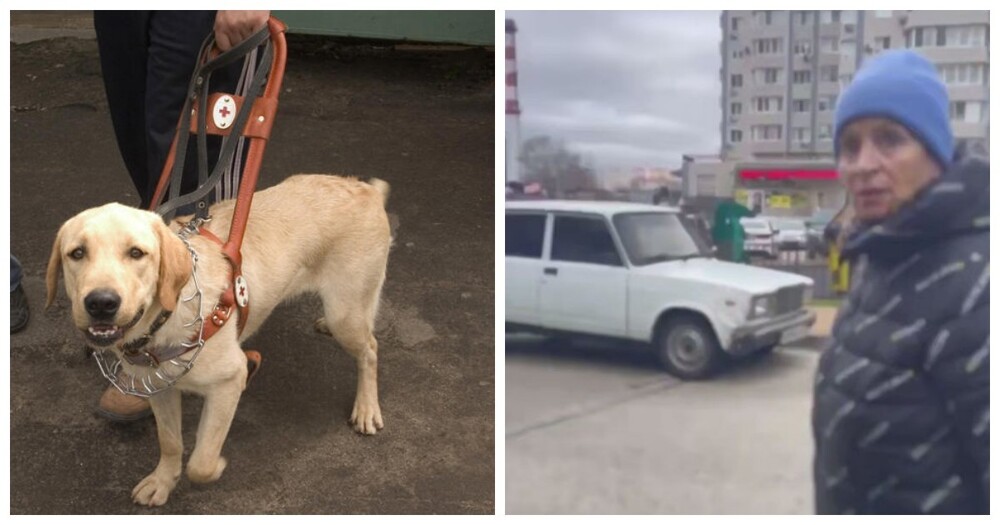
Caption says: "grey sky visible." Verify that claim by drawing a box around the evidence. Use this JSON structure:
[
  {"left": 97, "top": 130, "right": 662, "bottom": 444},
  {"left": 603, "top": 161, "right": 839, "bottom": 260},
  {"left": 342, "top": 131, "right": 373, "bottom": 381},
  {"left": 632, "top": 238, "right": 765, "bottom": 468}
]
[{"left": 509, "top": 11, "right": 722, "bottom": 176}]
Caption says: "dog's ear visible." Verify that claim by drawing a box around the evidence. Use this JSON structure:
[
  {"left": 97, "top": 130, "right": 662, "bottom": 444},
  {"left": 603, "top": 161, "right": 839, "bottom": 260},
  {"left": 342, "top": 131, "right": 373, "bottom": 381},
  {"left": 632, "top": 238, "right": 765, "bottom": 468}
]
[
  {"left": 154, "top": 220, "right": 192, "bottom": 312},
  {"left": 45, "top": 224, "right": 65, "bottom": 308}
]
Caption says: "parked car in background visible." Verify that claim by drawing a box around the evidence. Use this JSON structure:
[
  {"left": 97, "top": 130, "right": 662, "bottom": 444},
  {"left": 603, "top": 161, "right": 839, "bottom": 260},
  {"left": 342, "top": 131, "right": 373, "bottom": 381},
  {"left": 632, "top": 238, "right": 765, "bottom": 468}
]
[
  {"left": 805, "top": 209, "right": 838, "bottom": 257},
  {"left": 767, "top": 217, "right": 809, "bottom": 251},
  {"left": 739, "top": 217, "right": 777, "bottom": 259},
  {"left": 506, "top": 200, "right": 816, "bottom": 379}
]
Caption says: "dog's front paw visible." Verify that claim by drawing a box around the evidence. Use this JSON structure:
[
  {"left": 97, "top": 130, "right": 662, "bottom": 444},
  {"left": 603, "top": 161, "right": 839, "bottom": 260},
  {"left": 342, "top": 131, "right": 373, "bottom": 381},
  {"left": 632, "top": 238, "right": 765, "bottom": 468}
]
[
  {"left": 350, "top": 400, "right": 384, "bottom": 435},
  {"left": 132, "top": 472, "right": 177, "bottom": 507},
  {"left": 187, "top": 456, "right": 228, "bottom": 484}
]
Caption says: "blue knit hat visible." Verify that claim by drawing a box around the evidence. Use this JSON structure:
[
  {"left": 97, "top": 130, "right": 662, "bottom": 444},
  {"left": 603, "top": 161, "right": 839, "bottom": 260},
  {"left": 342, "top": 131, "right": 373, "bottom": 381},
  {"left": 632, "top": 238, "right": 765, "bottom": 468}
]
[{"left": 834, "top": 49, "right": 953, "bottom": 168}]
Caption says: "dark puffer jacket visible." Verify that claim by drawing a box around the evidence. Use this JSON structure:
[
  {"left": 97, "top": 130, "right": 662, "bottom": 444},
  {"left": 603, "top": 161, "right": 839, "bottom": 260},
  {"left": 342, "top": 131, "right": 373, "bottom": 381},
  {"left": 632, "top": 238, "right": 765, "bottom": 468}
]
[{"left": 812, "top": 155, "right": 989, "bottom": 514}]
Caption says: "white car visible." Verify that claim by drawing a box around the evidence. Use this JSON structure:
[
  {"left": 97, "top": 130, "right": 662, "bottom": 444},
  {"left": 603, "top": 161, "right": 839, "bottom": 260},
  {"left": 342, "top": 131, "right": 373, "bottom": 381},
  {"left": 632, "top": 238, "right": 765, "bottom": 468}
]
[
  {"left": 506, "top": 200, "right": 816, "bottom": 379},
  {"left": 739, "top": 217, "right": 777, "bottom": 259},
  {"left": 767, "top": 217, "right": 809, "bottom": 251}
]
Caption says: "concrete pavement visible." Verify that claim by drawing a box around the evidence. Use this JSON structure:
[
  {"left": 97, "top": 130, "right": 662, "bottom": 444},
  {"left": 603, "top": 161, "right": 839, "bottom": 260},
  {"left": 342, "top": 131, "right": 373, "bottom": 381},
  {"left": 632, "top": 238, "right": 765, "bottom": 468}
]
[
  {"left": 808, "top": 305, "right": 839, "bottom": 337},
  {"left": 506, "top": 336, "right": 819, "bottom": 514}
]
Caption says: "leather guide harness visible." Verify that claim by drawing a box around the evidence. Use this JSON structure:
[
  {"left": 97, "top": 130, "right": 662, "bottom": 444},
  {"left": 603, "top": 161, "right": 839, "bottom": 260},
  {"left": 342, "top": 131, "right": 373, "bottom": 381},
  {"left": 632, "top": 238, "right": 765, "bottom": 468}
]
[
  {"left": 94, "top": 17, "right": 288, "bottom": 396},
  {"left": 154, "top": 16, "right": 286, "bottom": 342}
]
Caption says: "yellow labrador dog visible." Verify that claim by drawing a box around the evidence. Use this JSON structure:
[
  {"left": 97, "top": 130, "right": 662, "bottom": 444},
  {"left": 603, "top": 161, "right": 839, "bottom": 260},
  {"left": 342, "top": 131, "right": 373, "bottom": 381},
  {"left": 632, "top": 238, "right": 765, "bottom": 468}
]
[{"left": 46, "top": 175, "right": 391, "bottom": 506}]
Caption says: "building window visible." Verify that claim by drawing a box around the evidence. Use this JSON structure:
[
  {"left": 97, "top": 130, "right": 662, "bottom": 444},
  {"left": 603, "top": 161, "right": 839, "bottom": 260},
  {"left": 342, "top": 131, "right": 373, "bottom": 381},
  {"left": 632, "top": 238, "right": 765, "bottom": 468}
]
[
  {"left": 876, "top": 36, "right": 891, "bottom": 50},
  {"left": 731, "top": 74, "right": 743, "bottom": 88},
  {"left": 820, "top": 65, "right": 839, "bottom": 82},
  {"left": 792, "top": 126, "right": 810, "bottom": 143},
  {"left": 798, "top": 11, "right": 811, "bottom": 25},
  {"left": 731, "top": 102, "right": 742, "bottom": 115},
  {"left": 845, "top": 23, "right": 855, "bottom": 35},
  {"left": 793, "top": 39, "right": 812, "bottom": 55},
  {"left": 909, "top": 26, "right": 949, "bottom": 48},
  {"left": 818, "top": 125, "right": 833, "bottom": 141},
  {"left": 751, "top": 125, "right": 783, "bottom": 142},
  {"left": 939, "top": 63, "right": 987, "bottom": 86},
  {"left": 817, "top": 95, "right": 837, "bottom": 112},
  {"left": 754, "top": 38, "right": 783, "bottom": 55},
  {"left": 840, "top": 39, "right": 856, "bottom": 65},
  {"left": 730, "top": 129, "right": 743, "bottom": 143},
  {"left": 821, "top": 11, "right": 841, "bottom": 24},
  {"left": 753, "top": 67, "right": 782, "bottom": 85},
  {"left": 753, "top": 96, "right": 784, "bottom": 113},
  {"left": 793, "top": 70, "right": 812, "bottom": 84},
  {"left": 793, "top": 99, "right": 811, "bottom": 113},
  {"left": 731, "top": 16, "right": 740, "bottom": 31},
  {"left": 820, "top": 37, "right": 839, "bottom": 52},
  {"left": 945, "top": 25, "right": 988, "bottom": 48},
  {"left": 754, "top": 11, "right": 774, "bottom": 26},
  {"left": 950, "top": 101, "right": 967, "bottom": 121},
  {"left": 951, "top": 101, "right": 984, "bottom": 124}
]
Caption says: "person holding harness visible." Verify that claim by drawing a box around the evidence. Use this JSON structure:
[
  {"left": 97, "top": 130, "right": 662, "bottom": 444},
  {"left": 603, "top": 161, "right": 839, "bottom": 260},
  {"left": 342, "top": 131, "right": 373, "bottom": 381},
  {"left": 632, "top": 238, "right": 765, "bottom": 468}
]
[{"left": 93, "top": 10, "right": 270, "bottom": 421}]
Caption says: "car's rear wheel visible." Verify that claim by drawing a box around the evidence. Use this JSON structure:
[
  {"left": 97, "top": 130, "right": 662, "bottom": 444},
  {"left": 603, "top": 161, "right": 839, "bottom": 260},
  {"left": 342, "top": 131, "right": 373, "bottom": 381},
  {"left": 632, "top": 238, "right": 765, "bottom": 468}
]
[{"left": 655, "top": 315, "right": 725, "bottom": 380}]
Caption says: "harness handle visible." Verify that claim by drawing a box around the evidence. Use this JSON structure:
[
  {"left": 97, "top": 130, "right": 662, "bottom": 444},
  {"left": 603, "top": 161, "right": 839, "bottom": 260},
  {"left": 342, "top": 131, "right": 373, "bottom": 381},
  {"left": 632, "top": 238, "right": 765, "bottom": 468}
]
[{"left": 149, "top": 16, "right": 287, "bottom": 228}]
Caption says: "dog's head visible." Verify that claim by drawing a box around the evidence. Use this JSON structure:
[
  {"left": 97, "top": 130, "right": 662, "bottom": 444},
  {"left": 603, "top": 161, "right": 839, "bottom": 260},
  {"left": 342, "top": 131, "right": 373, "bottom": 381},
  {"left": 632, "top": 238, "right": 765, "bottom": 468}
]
[{"left": 46, "top": 204, "right": 192, "bottom": 348}]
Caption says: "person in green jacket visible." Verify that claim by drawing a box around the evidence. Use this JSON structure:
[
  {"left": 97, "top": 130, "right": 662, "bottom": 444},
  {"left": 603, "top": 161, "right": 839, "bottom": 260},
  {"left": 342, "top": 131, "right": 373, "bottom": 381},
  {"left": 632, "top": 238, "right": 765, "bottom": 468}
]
[{"left": 712, "top": 199, "right": 753, "bottom": 263}]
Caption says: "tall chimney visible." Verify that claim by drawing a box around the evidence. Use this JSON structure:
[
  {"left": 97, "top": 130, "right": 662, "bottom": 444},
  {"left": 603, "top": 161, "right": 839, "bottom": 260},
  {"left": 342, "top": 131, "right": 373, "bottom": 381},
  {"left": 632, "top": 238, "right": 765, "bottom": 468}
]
[{"left": 505, "top": 18, "right": 522, "bottom": 183}]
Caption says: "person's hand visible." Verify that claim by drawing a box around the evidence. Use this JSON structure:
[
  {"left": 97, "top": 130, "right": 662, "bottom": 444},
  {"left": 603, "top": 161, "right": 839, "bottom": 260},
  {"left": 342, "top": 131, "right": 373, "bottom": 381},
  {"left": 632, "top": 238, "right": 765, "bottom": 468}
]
[{"left": 214, "top": 10, "right": 270, "bottom": 52}]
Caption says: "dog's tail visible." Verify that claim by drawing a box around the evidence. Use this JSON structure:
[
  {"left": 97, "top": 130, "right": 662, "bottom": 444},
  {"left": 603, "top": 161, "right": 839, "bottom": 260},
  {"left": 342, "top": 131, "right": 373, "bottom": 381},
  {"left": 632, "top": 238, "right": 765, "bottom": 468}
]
[{"left": 369, "top": 178, "right": 391, "bottom": 207}]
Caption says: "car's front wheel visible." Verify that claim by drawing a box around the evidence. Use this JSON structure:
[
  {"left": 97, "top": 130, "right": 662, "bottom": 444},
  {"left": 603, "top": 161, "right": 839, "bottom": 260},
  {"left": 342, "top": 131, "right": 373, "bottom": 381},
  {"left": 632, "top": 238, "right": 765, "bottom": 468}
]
[{"left": 655, "top": 315, "right": 725, "bottom": 380}]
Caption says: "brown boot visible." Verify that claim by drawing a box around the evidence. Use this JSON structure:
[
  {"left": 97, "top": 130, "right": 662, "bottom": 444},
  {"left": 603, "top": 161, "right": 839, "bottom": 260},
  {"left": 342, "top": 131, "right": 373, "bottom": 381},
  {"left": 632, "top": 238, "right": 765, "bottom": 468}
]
[{"left": 96, "top": 384, "right": 152, "bottom": 421}]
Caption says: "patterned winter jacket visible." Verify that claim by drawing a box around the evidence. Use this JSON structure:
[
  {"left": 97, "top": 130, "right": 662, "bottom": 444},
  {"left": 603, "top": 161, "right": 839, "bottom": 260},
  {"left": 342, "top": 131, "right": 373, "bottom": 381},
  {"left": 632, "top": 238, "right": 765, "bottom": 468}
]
[{"left": 812, "top": 155, "right": 989, "bottom": 514}]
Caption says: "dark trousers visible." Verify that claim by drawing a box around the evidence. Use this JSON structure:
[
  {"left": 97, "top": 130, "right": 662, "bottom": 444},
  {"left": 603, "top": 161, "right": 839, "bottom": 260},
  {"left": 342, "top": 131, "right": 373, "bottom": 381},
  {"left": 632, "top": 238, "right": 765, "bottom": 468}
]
[
  {"left": 94, "top": 11, "right": 243, "bottom": 210},
  {"left": 11, "top": 256, "right": 23, "bottom": 292}
]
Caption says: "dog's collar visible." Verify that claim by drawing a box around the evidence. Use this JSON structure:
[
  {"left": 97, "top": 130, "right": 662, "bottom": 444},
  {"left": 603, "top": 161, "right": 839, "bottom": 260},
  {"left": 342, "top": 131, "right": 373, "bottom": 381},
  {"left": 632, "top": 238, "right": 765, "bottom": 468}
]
[{"left": 119, "top": 309, "right": 174, "bottom": 365}]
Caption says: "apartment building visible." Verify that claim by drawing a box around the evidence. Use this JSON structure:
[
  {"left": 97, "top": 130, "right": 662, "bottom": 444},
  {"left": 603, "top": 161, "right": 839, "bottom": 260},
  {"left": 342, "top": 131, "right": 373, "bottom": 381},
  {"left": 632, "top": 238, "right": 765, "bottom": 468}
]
[
  {"left": 722, "top": 9, "right": 989, "bottom": 158},
  {"left": 708, "top": 10, "right": 989, "bottom": 216}
]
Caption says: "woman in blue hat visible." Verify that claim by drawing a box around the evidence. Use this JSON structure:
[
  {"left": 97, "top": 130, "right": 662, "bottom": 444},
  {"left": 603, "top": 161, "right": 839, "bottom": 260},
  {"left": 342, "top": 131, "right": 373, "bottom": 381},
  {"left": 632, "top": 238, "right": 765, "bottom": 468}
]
[{"left": 811, "top": 49, "right": 988, "bottom": 514}]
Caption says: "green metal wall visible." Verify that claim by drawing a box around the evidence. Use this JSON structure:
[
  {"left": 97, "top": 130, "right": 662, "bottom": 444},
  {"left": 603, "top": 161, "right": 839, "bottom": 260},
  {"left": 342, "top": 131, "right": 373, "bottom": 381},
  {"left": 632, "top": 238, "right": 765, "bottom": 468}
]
[{"left": 272, "top": 10, "right": 493, "bottom": 46}]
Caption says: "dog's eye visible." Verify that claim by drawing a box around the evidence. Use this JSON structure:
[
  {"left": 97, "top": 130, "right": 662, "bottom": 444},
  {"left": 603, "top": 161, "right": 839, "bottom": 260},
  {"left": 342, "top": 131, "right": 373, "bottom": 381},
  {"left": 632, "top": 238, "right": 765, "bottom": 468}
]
[
  {"left": 69, "top": 247, "right": 85, "bottom": 260},
  {"left": 129, "top": 248, "right": 145, "bottom": 259}
]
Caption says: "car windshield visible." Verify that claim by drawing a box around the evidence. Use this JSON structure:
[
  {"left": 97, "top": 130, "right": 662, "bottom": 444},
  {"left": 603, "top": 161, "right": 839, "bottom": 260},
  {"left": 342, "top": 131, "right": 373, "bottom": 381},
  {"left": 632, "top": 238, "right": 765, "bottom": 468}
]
[
  {"left": 613, "top": 212, "right": 705, "bottom": 266},
  {"left": 772, "top": 219, "right": 805, "bottom": 231},
  {"left": 741, "top": 218, "right": 770, "bottom": 231}
]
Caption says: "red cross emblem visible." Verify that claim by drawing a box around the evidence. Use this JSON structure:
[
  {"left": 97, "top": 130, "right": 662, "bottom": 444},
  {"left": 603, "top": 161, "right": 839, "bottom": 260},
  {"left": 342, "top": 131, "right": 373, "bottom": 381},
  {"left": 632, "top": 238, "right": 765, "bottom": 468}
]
[
  {"left": 234, "top": 276, "right": 249, "bottom": 307},
  {"left": 213, "top": 96, "right": 237, "bottom": 129}
]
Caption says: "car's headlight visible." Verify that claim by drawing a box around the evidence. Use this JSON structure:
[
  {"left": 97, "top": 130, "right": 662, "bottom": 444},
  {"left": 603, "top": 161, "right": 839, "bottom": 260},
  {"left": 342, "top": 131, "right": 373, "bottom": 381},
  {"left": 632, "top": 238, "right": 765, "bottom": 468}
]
[{"left": 750, "top": 295, "right": 776, "bottom": 319}]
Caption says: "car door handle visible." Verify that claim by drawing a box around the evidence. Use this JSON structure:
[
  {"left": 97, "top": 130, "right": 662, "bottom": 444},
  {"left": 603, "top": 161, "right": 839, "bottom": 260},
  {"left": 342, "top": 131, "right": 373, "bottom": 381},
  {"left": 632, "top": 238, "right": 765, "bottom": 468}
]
[{"left": 543, "top": 267, "right": 558, "bottom": 276}]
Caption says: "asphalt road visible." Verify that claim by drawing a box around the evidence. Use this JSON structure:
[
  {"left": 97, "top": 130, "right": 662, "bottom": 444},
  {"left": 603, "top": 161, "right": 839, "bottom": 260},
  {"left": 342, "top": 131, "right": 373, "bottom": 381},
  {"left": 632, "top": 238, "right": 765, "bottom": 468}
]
[
  {"left": 506, "top": 335, "right": 820, "bottom": 514},
  {"left": 10, "top": 14, "right": 494, "bottom": 514}
]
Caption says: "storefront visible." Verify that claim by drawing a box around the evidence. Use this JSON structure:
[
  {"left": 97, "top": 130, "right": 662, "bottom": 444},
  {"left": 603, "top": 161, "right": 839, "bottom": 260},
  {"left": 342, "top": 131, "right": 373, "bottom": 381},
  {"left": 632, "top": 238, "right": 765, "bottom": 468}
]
[{"left": 733, "top": 162, "right": 846, "bottom": 217}]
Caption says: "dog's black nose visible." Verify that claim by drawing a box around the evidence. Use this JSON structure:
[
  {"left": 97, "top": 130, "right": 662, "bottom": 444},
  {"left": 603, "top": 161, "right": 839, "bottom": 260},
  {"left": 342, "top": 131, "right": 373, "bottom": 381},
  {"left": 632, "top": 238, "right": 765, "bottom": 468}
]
[{"left": 84, "top": 289, "right": 121, "bottom": 320}]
